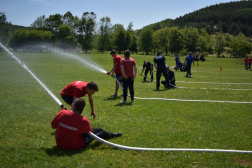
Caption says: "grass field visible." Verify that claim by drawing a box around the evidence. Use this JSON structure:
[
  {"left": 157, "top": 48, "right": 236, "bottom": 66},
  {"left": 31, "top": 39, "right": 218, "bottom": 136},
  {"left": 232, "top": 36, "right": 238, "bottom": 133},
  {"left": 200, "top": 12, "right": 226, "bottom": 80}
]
[{"left": 0, "top": 50, "right": 252, "bottom": 168}]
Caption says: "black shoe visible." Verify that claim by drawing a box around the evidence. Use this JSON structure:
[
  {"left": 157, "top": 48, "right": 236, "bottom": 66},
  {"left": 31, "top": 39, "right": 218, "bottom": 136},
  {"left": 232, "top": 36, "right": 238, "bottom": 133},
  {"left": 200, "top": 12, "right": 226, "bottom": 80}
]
[
  {"left": 186, "top": 74, "right": 188, "bottom": 77},
  {"left": 112, "top": 132, "right": 122, "bottom": 138},
  {"left": 156, "top": 87, "right": 159, "bottom": 90},
  {"left": 164, "top": 84, "right": 170, "bottom": 89}
]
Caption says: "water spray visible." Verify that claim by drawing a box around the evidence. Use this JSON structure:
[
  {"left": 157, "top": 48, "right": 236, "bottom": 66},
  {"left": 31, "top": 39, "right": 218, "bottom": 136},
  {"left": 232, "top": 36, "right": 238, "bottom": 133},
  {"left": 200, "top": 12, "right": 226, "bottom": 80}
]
[{"left": 0, "top": 43, "right": 65, "bottom": 109}]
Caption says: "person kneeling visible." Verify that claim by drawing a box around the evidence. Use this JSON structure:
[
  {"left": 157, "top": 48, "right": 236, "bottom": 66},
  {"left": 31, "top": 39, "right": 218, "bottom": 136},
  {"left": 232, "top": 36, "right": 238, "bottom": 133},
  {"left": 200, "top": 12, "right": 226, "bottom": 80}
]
[
  {"left": 51, "top": 98, "right": 122, "bottom": 150},
  {"left": 161, "top": 66, "right": 176, "bottom": 88}
]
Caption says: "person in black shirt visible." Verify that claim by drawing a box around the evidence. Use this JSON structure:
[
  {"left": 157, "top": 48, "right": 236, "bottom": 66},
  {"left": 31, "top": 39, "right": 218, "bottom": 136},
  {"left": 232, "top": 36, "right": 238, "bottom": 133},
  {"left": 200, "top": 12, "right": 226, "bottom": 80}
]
[
  {"left": 161, "top": 66, "right": 176, "bottom": 88},
  {"left": 154, "top": 51, "right": 170, "bottom": 90},
  {"left": 140, "top": 61, "right": 153, "bottom": 81}
]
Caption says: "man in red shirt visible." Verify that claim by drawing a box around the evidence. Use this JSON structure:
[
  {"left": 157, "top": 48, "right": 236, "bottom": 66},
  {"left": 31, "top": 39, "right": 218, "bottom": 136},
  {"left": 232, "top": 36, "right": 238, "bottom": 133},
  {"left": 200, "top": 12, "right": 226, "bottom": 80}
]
[
  {"left": 51, "top": 98, "right": 122, "bottom": 150},
  {"left": 60, "top": 81, "right": 98, "bottom": 119},
  {"left": 244, "top": 56, "right": 249, "bottom": 70},
  {"left": 120, "top": 50, "right": 137, "bottom": 103},
  {"left": 248, "top": 56, "right": 252, "bottom": 71},
  {"left": 107, "top": 49, "right": 123, "bottom": 97}
]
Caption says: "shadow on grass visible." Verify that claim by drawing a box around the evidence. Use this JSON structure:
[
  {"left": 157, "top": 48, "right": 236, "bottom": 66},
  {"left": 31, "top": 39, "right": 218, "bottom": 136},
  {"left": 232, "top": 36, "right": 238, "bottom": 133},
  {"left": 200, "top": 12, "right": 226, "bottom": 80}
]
[
  {"left": 114, "top": 102, "right": 133, "bottom": 106},
  {"left": 103, "top": 96, "right": 122, "bottom": 101},
  {"left": 43, "top": 141, "right": 113, "bottom": 157},
  {"left": 184, "top": 76, "right": 194, "bottom": 78}
]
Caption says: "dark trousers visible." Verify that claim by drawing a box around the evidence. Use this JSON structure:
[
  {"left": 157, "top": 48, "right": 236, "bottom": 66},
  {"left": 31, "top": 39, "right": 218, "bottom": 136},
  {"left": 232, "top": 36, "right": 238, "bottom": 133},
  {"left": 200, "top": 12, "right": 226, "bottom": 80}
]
[
  {"left": 161, "top": 80, "right": 176, "bottom": 88},
  {"left": 82, "top": 128, "right": 113, "bottom": 146},
  {"left": 186, "top": 64, "right": 192, "bottom": 75},
  {"left": 156, "top": 67, "right": 169, "bottom": 89},
  {"left": 122, "top": 78, "right": 134, "bottom": 101},
  {"left": 61, "top": 95, "right": 74, "bottom": 105},
  {"left": 144, "top": 68, "right": 153, "bottom": 81}
]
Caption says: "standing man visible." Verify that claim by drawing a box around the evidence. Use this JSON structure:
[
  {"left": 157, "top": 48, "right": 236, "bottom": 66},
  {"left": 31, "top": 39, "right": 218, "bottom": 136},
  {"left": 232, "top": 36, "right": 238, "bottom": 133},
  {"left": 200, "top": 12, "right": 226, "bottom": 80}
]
[
  {"left": 244, "top": 56, "right": 249, "bottom": 70},
  {"left": 120, "top": 50, "right": 137, "bottom": 103},
  {"left": 248, "top": 56, "right": 252, "bottom": 71},
  {"left": 51, "top": 98, "right": 122, "bottom": 150},
  {"left": 140, "top": 61, "right": 153, "bottom": 81},
  {"left": 184, "top": 52, "right": 195, "bottom": 77},
  {"left": 107, "top": 49, "right": 123, "bottom": 97},
  {"left": 60, "top": 81, "right": 98, "bottom": 119},
  {"left": 161, "top": 66, "right": 176, "bottom": 88},
  {"left": 154, "top": 51, "right": 170, "bottom": 90}
]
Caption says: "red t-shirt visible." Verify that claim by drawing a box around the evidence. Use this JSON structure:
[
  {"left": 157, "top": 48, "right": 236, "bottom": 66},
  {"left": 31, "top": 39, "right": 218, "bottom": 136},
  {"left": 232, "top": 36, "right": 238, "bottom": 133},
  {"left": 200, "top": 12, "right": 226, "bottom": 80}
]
[
  {"left": 248, "top": 58, "right": 252, "bottom": 64},
  {"left": 60, "top": 81, "right": 90, "bottom": 98},
  {"left": 51, "top": 110, "right": 92, "bottom": 150},
  {"left": 120, "top": 57, "right": 137, "bottom": 78},
  {"left": 114, "top": 55, "right": 122, "bottom": 74},
  {"left": 244, "top": 58, "right": 249, "bottom": 63}
]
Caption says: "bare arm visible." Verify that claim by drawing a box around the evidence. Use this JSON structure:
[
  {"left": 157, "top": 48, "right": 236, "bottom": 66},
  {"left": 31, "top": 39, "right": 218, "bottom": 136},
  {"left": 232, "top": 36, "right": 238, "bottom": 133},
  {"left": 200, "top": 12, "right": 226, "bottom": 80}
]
[
  {"left": 154, "top": 62, "right": 157, "bottom": 69},
  {"left": 88, "top": 95, "right": 96, "bottom": 119},
  {"left": 140, "top": 67, "right": 145, "bottom": 75},
  {"left": 107, "top": 63, "right": 118, "bottom": 75},
  {"left": 120, "top": 65, "right": 127, "bottom": 79},
  {"left": 169, "top": 76, "right": 175, "bottom": 82},
  {"left": 133, "top": 65, "right": 137, "bottom": 80}
]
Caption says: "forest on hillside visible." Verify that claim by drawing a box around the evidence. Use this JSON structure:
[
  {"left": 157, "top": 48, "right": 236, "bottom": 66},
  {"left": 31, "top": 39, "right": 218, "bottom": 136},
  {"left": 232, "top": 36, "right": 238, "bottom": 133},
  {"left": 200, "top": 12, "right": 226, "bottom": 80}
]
[{"left": 144, "top": 1, "right": 252, "bottom": 37}]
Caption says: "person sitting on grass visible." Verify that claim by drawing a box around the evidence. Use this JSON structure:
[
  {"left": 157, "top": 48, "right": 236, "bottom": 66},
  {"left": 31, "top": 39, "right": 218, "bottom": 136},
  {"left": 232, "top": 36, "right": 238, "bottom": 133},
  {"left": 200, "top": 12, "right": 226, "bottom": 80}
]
[
  {"left": 161, "top": 66, "right": 176, "bottom": 88},
  {"left": 60, "top": 81, "right": 98, "bottom": 119},
  {"left": 180, "top": 63, "right": 188, "bottom": 72},
  {"left": 174, "top": 59, "right": 183, "bottom": 71},
  {"left": 51, "top": 98, "right": 122, "bottom": 150}
]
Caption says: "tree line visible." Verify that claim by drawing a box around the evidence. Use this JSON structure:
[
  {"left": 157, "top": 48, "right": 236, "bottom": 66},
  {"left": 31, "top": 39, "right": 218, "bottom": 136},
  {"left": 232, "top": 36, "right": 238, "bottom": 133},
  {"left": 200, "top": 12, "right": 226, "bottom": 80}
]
[{"left": 0, "top": 9, "right": 251, "bottom": 57}]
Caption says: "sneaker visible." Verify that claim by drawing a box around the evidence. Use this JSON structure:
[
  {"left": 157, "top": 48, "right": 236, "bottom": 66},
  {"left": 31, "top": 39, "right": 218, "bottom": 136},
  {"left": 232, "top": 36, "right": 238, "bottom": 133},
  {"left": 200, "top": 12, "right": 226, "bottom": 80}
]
[
  {"left": 131, "top": 100, "right": 134, "bottom": 103},
  {"left": 112, "top": 132, "right": 122, "bottom": 137},
  {"left": 111, "top": 94, "right": 117, "bottom": 97},
  {"left": 120, "top": 100, "right": 127, "bottom": 103},
  {"left": 186, "top": 74, "right": 188, "bottom": 77}
]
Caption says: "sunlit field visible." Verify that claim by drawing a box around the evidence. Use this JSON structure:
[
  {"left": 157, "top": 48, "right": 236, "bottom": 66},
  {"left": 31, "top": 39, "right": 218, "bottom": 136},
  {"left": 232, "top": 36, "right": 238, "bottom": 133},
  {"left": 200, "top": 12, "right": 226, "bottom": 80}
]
[{"left": 0, "top": 50, "right": 252, "bottom": 168}]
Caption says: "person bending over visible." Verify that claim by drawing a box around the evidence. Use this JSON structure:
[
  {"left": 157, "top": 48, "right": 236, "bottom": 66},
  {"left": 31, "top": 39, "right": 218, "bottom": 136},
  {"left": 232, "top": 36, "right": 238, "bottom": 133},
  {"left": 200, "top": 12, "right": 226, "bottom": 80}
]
[
  {"left": 51, "top": 98, "right": 122, "bottom": 150},
  {"left": 60, "top": 81, "right": 98, "bottom": 119},
  {"left": 161, "top": 66, "right": 176, "bottom": 88},
  {"left": 140, "top": 61, "right": 153, "bottom": 81}
]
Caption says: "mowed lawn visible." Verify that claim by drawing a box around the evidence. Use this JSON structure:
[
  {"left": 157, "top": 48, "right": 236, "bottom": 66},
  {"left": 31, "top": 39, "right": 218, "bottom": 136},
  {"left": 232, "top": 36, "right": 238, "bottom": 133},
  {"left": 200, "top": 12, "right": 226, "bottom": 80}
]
[{"left": 0, "top": 51, "right": 252, "bottom": 168}]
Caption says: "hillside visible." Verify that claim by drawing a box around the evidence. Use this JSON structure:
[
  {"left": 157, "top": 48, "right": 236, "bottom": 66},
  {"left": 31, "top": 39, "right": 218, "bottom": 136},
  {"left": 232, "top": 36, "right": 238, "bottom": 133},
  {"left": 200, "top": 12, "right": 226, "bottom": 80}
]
[{"left": 143, "top": 1, "right": 252, "bottom": 36}]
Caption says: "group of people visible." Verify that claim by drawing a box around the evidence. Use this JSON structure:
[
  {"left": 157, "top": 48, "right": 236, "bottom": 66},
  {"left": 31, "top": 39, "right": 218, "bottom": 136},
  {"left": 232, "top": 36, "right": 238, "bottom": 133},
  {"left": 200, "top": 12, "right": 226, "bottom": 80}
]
[
  {"left": 51, "top": 49, "right": 196, "bottom": 151},
  {"left": 51, "top": 49, "right": 138, "bottom": 150},
  {"left": 174, "top": 53, "right": 195, "bottom": 77},
  {"left": 244, "top": 56, "right": 252, "bottom": 70}
]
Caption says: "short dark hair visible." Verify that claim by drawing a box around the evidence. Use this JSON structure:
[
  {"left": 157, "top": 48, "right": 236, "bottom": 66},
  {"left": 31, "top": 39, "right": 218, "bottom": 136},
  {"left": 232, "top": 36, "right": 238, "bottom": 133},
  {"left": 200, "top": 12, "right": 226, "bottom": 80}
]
[
  {"left": 189, "top": 52, "right": 192, "bottom": 55},
  {"left": 110, "top": 49, "right": 116, "bottom": 55},
  {"left": 157, "top": 51, "right": 162, "bottom": 55},
  {"left": 87, "top": 81, "right": 99, "bottom": 91},
  {"left": 124, "top": 50, "right": 130, "bottom": 57},
  {"left": 74, "top": 98, "right": 86, "bottom": 113}
]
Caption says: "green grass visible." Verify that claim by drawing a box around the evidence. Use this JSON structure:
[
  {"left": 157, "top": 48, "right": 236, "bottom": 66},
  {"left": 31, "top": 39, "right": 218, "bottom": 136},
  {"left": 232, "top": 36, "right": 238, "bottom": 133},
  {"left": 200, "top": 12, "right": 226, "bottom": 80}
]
[{"left": 0, "top": 51, "right": 252, "bottom": 168}]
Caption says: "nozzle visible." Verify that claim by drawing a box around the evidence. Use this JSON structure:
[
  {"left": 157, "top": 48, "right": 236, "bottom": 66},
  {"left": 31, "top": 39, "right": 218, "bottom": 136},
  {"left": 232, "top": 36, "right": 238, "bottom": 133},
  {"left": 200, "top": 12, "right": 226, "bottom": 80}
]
[{"left": 60, "top": 104, "right": 65, "bottom": 109}]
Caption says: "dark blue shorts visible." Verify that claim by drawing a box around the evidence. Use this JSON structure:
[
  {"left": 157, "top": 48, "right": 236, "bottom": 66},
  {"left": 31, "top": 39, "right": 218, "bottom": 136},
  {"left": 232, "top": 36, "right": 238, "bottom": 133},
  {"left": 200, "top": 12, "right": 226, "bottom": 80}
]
[{"left": 116, "top": 74, "right": 123, "bottom": 82}]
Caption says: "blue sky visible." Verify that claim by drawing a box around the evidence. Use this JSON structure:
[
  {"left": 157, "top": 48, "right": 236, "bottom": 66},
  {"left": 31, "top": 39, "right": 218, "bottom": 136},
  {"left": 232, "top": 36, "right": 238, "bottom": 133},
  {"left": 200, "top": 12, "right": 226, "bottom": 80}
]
[{"left": 1, "top": 0, "right": 236, "bottom": 30}]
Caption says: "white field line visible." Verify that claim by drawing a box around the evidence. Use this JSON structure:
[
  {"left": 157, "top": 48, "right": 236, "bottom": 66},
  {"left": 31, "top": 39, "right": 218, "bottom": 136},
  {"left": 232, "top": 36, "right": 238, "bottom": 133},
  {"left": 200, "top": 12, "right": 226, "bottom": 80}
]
[
  {"left": 133, "top": 97, "right": 252, "bottom": 104},
  {"left": 174, "top": 86, "right": 252, "bottom": 91},
  {"left": 176, "top": 81, "right": 252, "bottom": 85}
]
